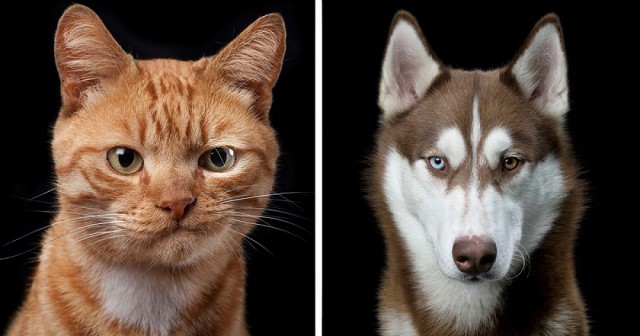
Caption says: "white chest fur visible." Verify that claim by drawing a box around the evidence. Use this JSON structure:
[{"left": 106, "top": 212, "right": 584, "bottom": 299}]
[{"left": 99, "top": 265, "right": 197, "bottom": 335}]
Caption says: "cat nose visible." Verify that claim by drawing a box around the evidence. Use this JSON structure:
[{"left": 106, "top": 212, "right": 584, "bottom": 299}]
[{"left": 157, "top": 197, "right": 195, "bottom": 221}]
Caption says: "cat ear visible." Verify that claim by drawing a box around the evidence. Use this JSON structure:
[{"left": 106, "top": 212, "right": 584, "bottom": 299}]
[
  {"left": 505, "top": 13, "right": 568, "bottom": 120},
  {"left": 378, "top": 10, "right": 444, "bottom": 119},
  {"left": 204, "top": 13, "right": 286, "bottom": 120},
  {"left": 54, "top": 4, "right": 133, "bottom": 116}
]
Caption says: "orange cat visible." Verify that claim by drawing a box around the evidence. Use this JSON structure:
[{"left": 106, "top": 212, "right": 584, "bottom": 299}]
[{"left": 6, "top": 4, "right": 285, "bottom": 335}]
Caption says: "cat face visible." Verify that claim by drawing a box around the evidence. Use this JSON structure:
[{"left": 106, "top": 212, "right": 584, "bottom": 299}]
[{"left": 51, "top": 5, "right": 285, "bottom": 267}]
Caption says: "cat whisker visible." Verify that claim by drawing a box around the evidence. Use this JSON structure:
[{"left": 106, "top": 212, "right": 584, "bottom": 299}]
[
  {"left": 1, "top": 231, "right": 86, "bottom": 261},
  {"left": 3, "top": 224, "right": 56, "bottom": 247},
  {"left": 236, "top": 231, "right": 275, "bottom": 258},
  {"left": 65, "top": 221, "right": 127, "bottom": 236},
  {"left": 53, "top": 223, "right": 119, "bottom": 241},
  {"left": 235, "top": 206, "right": 312, "bottom": 222},
  {"left": 220, "top": 193, "right": 274, "bottom": 204},
  {"left": 5, "top": 188, "right": 57, "bottom": 206},
  {"left": 223, "top": 183, "right": 264, "bottom": 194},
  {"left": 16, "top": 200, "right": 125, "bottom": 220},
  {"left": 229, "top": 218, "right": 278, "bottom": 231},
  {"left": 1, "top": 218, "right": 126, "bottom": 260},
  {"left": 3, "top": 214, "right": 126, "bottom": 247},
  {"left": 221, "top": 191, "right": 309, "bottom": 206},
  {"left": 216, "top": 222, "right": 275, "bottom": 258},
  {"left": 230, "top": 212, "right": 310, "bottom": 236},
  {"left": 19, "top": 200, "right": 121, "bottom": 216},
  {"left": 268, "top": 192, "right": 311, "bottom": 212},
  {"left": 228, "top": 217, "right": 307, "bottom": 245},
  {"left": 74, "top": 229, "right": 127, "bottom": 244},
  {"left": 0, "top": 246, "right": 44, "bottom": 261},
  {"left": 23, "top": 188, "right": 57, "bottom": 204},
  {"left": 59, "top": 206, "right": 130, "bottom": 217},
  {"left": 230, "top": 217, "right": 305, "bottom": 242},
  {"left": 86, "top": 234, "right": 128, "bottom": 246}
]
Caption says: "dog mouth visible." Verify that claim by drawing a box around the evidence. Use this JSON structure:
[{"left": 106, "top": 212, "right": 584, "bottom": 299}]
[
  {"left": 457, "top": 274, "right": 482, "bottom": 283},
  {"left": 454, "top": 273, "right": 500, "bottom": 284}
]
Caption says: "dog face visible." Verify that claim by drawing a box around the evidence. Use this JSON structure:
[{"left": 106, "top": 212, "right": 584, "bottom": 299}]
[{"left": 376, "top": 11, "right": 570, "bottom": 284}]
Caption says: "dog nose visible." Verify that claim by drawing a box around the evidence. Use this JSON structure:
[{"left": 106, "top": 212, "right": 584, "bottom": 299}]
[{"left": 452, "top": 235, "right": 497, "bottom": 276}]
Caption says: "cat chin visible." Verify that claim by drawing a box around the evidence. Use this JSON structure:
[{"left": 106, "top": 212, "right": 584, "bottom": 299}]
[
  {"left": 79, "top": 228, "right": 214, "bottom": 268},
  {"left": 138, "top": 234, "right": 210, "bottom": 266},
  {"left": 145, "top": 228, "right": 233, "bottom": 267}
]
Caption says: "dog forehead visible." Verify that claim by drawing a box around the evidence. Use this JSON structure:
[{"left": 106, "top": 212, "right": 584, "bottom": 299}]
[
  {"left": 389, "top": 71, "right": 519, "bottom": 160},
  {"left": 430, "top": 112, "right": 513, "bottom": 171},
  {"left": 377, "top": 68, "right": 558, "bottom": 195}
]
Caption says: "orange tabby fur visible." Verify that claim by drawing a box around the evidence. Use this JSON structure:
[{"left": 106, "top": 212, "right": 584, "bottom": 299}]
[{"left": 6, "top": 4, "right": 285, "bottom": 335}]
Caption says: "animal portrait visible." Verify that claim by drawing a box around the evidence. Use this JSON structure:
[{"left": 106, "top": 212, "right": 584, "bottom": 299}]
[
  {"left": 1, "top": 1, "right": 314, "bottom": 335},
  {"left": 368, "top": 10, "right": 587, "bottom": 335}
]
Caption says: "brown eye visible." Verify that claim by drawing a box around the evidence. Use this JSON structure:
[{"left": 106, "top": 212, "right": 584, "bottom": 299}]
[
  {"left": 199, "top": 147, "right": 236, "bottom": 172},
  {"left": 107, "top": 147, "right": 143, "bottom": 174},
  {"left": 502, "top": 156, "right": 521, "bottom": 171}
]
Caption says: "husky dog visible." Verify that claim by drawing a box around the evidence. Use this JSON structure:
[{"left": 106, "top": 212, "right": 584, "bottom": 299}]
[{"left": 367, "top": 10, "right": 589, "bottom": 335}]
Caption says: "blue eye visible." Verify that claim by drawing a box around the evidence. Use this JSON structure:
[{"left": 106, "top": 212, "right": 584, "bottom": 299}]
[{"left": 428, "top": 156, "right": 446, "bottom": 170}]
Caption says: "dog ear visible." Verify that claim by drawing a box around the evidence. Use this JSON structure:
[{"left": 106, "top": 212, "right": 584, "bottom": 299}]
[
  {"left": 378, "top": 10, "right": 443, "bottom": 119},
  {"left": 506, "top": 13, "right": 568, "bottom": 119}
]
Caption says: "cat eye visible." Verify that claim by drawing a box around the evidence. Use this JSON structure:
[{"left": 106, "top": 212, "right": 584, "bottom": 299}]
[
  {"left": 199, "top": 147, "right": 237, "bottom": 172},
  {"left": 502, "top": 156, "right": 521, "bottom": 171},
  {"left": 107, "top": 147, "right": 143, "bottom": 174},
  {"left": 428, "top": 156, "right": 446, "bottom": 170}
]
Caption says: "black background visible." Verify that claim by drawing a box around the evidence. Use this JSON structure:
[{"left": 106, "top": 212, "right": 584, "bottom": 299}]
[
  {"left": 323, "top": 1, "right": 638, "bottom": 335},
  {"left": 0, "top": 0, "right": 315, "bottom": 335}
]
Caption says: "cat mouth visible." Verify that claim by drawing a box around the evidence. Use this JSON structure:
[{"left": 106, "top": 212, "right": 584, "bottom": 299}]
[{"left": 160, "top": 223, "right": 206, "bottom": 238}]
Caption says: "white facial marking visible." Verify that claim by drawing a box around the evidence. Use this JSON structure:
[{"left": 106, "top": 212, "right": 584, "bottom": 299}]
[
  {"left": 471, "top": 95, "right": 481, "bottom": 170},
  {"left": 483, "top": 128, "right": 513, "bottom": 168},
  {"left": 435, "top": 128, "right": 466, "bottom": 169},
  {"left": 100, "top": 266, "right": 197, "bottom": 336},
  {"left": 461, "top": 94, "right": 488, "bottom": 253},
  {"left": 517, "top": 157, "right": 567, "bottom": 252},
  {"left": 379, "top": 307, "right": 419, "bottom": 336},
  {"left": 382, "top": 148, "right": 501, "bottom": 332}
]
